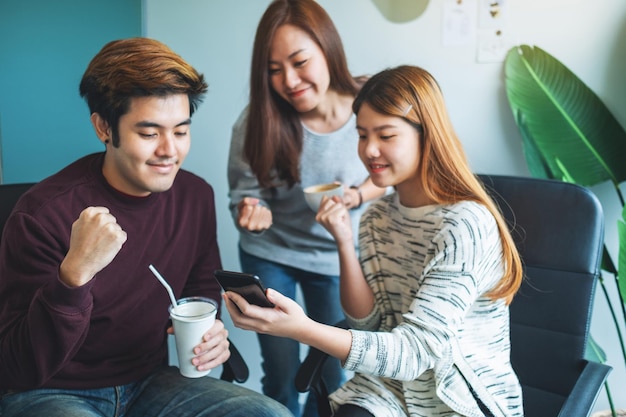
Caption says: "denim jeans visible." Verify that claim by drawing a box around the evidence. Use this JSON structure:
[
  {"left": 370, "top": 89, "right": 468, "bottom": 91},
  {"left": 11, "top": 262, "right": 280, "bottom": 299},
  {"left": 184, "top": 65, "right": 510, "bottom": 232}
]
[
  {"left": 239, "top": 248, "right": 346, "bottom": 417},
  {"left": 0, "top": 366, "right": 291, "bottom": 417}
]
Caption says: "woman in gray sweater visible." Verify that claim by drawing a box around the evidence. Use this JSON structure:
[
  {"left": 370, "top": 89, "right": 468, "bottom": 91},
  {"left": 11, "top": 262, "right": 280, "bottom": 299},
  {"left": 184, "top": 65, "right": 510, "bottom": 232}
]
[{"left": 227, "top": 1, "right": 384, "bottom": 416}]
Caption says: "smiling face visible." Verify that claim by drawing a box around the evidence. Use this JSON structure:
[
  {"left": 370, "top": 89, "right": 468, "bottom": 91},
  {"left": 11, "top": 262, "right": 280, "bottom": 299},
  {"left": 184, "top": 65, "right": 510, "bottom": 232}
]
[
  {"left": 96, "top": 94, "right": 191, "bottom": 197},
  {"left": 357, "top": 103, "right": 428, "bottom": 207},
  {"left": 268, "top": 24, "right": 331, "bottom": 114}
]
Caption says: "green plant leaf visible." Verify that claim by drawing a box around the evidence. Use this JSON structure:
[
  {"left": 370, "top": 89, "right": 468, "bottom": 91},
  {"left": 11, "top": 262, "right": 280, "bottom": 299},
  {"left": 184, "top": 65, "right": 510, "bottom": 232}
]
[
  {"left": 504, "top": 45, "right": 626, "bottom": 187},
  {"left": 602, "top": 246, "right": 618, "bottom": 276},
  {"left": 515, "top": 111, "right": 558, "bottom": 179},
  {"left": 585, "top": 333, "right": 608, "bottom": 363},
  {"left": 618, "top": 206, "right": 626, "bottom": 305}
]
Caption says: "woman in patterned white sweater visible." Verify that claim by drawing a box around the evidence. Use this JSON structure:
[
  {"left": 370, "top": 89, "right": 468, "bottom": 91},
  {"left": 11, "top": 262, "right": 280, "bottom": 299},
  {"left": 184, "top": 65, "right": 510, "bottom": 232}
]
[{"left": 225, "top": 65, "right": 524, "bottom": 417}]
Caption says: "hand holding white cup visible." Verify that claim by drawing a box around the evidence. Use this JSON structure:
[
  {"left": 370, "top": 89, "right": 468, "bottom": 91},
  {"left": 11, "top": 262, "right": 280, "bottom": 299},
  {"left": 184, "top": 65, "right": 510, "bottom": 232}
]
[
  {"left": 169, "top": 296, "right": 218, "bottom": 378},
  {"left": 303, "top": 183, "right": 343, "bottom": 212}
]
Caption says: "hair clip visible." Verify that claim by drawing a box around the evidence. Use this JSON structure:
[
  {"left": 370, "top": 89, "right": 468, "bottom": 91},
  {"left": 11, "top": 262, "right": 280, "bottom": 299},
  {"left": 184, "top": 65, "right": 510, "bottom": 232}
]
[{"left": 402, "top": 104, "right": 413, "bottom": 116}]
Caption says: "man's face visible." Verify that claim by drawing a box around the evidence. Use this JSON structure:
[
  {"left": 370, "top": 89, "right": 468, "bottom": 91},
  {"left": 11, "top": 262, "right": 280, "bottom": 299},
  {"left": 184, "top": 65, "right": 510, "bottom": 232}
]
[{"left": 102, "top": 94, "right": 191, "bottom": 196}]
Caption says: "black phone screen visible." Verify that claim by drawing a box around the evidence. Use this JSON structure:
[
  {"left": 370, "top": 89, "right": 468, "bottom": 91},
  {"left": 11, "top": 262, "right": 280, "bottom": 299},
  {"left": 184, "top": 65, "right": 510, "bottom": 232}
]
[{"left": 214, "top": 270, "right": 275, "bottom": 308}]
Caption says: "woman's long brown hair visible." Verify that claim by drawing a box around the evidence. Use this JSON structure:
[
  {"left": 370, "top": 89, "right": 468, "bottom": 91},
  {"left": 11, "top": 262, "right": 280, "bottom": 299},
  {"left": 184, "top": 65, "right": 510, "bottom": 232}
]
[
  {"left": 353, "top": 65, "right": 523, "bottom": 304},
  {"left": 245, "top": 0, "right": 360, "bottom": 188}
]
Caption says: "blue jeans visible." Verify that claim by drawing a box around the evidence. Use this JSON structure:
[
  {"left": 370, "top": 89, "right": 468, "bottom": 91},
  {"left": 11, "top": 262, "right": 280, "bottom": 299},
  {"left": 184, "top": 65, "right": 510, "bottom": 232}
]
[
  {"left": 239, "top": 248, "right": 346, "bottom": 417},
  {"left": 0, "top": 366, "right": 291, "bottom": 417}
]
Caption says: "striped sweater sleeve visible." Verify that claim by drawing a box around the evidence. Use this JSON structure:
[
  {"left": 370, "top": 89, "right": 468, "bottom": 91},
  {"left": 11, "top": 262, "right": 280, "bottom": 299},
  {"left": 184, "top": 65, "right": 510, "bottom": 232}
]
[{"left": 344, "top": 199, "right": 504, "bottom": 382}]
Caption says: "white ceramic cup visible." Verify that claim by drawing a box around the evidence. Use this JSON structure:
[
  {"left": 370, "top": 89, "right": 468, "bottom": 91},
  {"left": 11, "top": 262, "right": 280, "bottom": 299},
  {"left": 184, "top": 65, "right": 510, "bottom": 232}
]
[
  {"left": 303, "top": 183, "right": 344, "bottom": 212},
  {"left": 169, "top": 296, "right": 218, "bottom": 378}
]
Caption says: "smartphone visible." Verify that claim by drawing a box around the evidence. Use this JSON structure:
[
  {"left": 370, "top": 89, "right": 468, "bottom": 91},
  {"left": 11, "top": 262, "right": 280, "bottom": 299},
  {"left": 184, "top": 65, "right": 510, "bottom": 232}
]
[{"left": 214, "top": 269, "right": 274, "bottom": 308}]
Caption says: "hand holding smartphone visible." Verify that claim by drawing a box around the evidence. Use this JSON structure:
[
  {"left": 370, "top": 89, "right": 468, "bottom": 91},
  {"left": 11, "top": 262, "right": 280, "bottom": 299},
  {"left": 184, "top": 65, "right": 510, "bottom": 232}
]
[{"left": 214, "top": 269, "right": 275, "bottom": 308}]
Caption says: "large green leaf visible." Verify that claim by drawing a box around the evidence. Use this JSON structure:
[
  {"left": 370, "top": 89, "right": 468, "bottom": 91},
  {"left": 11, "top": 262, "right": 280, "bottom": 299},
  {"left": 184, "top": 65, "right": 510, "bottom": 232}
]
[
  {"left": 514, "top": 110, "right": 559, "bottom": 179},
  {"left": 602, "top": 246, "right": 618, "bottom": 276},
  {"left": 619, "top": 205, "right": 626, "bottom": 303},
  {"left": 585, "top": 334, "right": 608, "bottom": 364},
  {"left": 504, "top": 45, "right": 626, "bottom": 187}
]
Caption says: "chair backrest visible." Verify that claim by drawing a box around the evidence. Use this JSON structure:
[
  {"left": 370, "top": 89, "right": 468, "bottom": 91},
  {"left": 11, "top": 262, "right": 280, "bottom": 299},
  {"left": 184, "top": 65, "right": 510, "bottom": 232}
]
[
  {"left": 479, "top": 174, "right": 605, "bottom": 416},
  {"left": 0, "top": 182, "right": 36, "bottom": 236}
]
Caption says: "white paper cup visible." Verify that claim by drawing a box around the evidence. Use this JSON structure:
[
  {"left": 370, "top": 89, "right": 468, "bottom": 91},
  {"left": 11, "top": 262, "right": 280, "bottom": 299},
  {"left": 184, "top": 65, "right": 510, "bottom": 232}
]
[
  {"left": 169, "top": 296, "right": 218, "bottom": 378},
  {"left": 303, "top": 183, "right": 344, "bottom": 212}
]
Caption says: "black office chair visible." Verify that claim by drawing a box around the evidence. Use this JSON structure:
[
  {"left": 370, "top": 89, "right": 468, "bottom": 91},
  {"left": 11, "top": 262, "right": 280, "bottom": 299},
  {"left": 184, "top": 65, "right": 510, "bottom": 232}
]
[
  {"left": 295, "top": 174, "right": 612, "bottom": 417},
  {"left": 0, "top": 183, "right": 36, "bottom": 235},
  {"left": 0, "top": 182, "right": 249, "bottom": 384}
]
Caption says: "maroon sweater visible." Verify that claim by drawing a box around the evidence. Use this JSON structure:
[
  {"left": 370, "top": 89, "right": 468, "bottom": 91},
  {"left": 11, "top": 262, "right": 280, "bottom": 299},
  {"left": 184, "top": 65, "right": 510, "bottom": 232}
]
[{"left": 0, "top": 153, "right": 222, "bottom": 389}]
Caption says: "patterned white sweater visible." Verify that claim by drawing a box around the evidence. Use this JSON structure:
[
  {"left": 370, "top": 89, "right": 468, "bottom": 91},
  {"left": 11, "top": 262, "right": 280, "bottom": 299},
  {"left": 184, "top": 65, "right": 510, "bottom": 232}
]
[{"left": 329, "top": 193, "right": 524, "bottom": 417}]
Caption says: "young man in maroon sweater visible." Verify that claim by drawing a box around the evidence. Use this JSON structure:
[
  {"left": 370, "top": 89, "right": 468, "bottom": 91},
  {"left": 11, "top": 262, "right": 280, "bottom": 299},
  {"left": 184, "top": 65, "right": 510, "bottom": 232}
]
[{"left": 0, "top": 37, "right": 290, "bottom": 417}]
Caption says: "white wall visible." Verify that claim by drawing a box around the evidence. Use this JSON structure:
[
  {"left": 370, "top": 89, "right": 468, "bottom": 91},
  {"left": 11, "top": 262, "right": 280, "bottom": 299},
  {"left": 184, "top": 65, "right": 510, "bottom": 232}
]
[{"left": 145, "top": 0, "right": 626, "bottom": 412}]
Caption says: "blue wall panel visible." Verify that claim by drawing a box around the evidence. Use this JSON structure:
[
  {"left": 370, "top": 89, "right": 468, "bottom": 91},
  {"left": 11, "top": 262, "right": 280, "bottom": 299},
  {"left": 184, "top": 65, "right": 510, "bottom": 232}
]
[{"left": 0, "top": 0, "right": 142, "bottom": 183}]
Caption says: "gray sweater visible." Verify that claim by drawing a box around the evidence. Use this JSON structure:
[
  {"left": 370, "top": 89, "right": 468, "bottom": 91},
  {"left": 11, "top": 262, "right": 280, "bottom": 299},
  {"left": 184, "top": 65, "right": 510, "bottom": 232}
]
[{"left": 227, "top": 108, "right": 370, "bottom": 275}]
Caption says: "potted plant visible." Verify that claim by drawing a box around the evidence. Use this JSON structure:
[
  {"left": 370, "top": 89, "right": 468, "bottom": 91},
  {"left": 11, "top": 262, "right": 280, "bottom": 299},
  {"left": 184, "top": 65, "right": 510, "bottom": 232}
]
[{"left": 504, "top": 44, "right": 626, "bottom": 416}]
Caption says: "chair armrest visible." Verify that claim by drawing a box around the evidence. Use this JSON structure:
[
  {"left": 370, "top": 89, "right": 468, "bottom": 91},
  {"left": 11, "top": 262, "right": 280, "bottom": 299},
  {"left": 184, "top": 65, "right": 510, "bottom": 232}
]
[
  {"left": 558, "top": 360, "right": 612, "bottom": 417},
  {"left": 295, "top": 345, "right": 331, "bottom": 393},
  {"left": 295, "top": 320, "right": 349, "bottom": 417},
  {"left": 295, "top": 319, "right": 350, "bottom": 393},
  {"left": 220, "top": 338, "right": 250, "bottom": 383}
]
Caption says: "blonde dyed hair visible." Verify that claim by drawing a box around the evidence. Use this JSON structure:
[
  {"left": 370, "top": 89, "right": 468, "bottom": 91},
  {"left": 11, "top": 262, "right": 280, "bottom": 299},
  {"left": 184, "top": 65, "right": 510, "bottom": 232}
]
[
  {"left": 79, "top": 37, "right": 208, "bottom": 147},
  {"left": 353, "top": 65, "right": 522, "bottom": 303}
]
